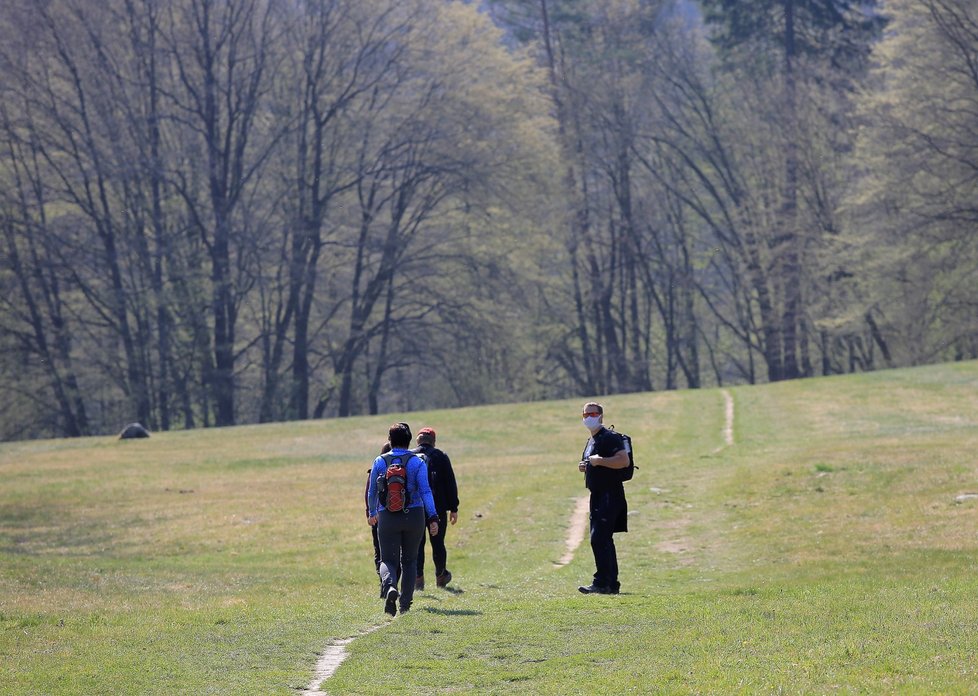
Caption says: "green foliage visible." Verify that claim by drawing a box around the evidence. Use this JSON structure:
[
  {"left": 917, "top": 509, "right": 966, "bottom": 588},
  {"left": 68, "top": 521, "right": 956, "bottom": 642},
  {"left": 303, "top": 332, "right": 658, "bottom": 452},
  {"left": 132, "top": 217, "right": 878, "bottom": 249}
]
[
  {"left": 0, "top": 0, "right": 975, "bottom": 441},
  {"left": 701, "top": 0, "right": 884, "bottom": 72},
  {"left": 843, "top": 0, "right": 978, "bottom": 365}
]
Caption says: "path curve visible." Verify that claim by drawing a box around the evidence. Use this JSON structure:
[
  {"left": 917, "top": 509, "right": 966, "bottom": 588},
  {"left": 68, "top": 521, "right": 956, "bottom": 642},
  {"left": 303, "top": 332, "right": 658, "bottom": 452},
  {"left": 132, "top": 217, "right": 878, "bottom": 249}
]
[
  {"left": 309, "top": 489, "right": 592, "bottom": 689},
  {"left": 554, "top": 495, "right": 590, "bottom": 567},
  {"left": 302, "top": 625, "right": 382, "bottom": 696},
  {"left": 713, "top": 389, "right": 734, "bottom": 453}
]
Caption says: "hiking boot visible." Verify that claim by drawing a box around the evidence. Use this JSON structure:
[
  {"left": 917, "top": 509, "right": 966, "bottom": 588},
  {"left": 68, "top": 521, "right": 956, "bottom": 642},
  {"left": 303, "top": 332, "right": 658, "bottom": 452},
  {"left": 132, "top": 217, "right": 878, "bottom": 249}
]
[
  {"left": 578, "top": 584, "right": 617, "bottom": 595},
  {"left": 416, "top": 575, "right": 425, "bottom": 591},
  {"left": 384, "top": 586, "right": 399, "bottom": 616},
  {"left": 436, "top": 570, "right": 452, "bottom": 588}
]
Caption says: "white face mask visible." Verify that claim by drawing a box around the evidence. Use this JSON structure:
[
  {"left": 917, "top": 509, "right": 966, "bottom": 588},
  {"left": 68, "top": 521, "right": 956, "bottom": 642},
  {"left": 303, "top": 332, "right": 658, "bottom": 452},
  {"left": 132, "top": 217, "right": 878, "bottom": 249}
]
[{"left": 583, "top": 416, "right": 602, "bottom": 430}]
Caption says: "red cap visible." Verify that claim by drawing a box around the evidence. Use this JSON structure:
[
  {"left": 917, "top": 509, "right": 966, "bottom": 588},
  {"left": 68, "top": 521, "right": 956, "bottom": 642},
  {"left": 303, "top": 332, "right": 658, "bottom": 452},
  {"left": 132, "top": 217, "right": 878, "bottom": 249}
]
[{"left": 418, "top": 427, "right": 436, "bottom": 440}]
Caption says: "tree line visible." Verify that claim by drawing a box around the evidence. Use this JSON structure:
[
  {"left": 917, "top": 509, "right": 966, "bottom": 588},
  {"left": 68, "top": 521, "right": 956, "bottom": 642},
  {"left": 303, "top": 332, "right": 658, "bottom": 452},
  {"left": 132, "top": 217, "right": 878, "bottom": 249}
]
[{"left": 1, "top": 0, "right": 975, "bottom": 440}]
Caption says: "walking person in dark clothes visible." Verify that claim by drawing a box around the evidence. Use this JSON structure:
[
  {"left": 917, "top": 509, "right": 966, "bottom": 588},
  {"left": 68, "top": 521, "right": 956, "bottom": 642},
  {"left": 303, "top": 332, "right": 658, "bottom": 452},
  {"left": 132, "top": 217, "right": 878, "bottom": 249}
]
[
  {"left": 413, "top": 427, "right": 459, "bottom": 590},
  {"left": 577, "top": 402, "right": 630, "bottom": 594},
  {"left": 365, "top": 442, "right": 391, "bottom": 597},
  {"left": 367, "top": 423, "right": 438, "bottom": 615}
]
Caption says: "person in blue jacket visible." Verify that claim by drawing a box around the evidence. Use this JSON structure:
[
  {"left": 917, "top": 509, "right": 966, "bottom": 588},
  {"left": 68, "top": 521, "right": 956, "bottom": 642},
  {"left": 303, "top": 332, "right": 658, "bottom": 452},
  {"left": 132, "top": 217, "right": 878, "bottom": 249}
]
[{"left": 367, "top": 422, "right": 439, "bottom": 615}]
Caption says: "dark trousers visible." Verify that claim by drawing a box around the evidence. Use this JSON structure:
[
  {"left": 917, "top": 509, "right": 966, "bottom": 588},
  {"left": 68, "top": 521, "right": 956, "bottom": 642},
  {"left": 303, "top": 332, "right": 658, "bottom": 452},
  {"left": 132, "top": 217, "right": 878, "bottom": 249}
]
[
  {"left": 371, "top": 524, "right": 381, "bottom": 573},
  {"left": 378, "top": 506, "right": 425, "bottom": 610},
  {"left": 417, "top": 510, "right": 449, "bottom": 578},
  {"left": 371, "top": 523, "right": 385, "bottom": 596},
  {"left": 589, "top": 486, "right": 626, "bottom": 591}
]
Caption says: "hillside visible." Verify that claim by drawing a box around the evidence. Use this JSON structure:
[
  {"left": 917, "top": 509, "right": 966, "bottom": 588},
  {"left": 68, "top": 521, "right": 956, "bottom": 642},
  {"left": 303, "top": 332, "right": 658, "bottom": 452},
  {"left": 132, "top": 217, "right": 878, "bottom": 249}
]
[{"left": 2, "top": 362, "right": 977, "bottom": 693}]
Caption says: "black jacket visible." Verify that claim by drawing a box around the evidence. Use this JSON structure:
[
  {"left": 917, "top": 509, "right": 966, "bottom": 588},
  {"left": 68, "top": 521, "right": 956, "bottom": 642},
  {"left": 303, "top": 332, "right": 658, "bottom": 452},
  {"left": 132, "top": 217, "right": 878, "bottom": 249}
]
[
  {"left": 582, "top": 427, "right": 626, "bottom": 492},
  {"left": 413, "top": 443, "right": 459, "bottom": 513}
]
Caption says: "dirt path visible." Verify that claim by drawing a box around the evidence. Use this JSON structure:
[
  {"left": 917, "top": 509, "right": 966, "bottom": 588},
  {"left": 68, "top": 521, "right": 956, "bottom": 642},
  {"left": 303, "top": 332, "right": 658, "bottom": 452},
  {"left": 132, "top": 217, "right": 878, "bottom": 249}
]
[
  {"left": 554, "top": 495, "right": 590, "bottom": 567},
  {"left": 302, "top": 625, "right": 382, "bottom": 696},
  {"left": 713, "top": 389, "right": 734, "bottom": 453}
]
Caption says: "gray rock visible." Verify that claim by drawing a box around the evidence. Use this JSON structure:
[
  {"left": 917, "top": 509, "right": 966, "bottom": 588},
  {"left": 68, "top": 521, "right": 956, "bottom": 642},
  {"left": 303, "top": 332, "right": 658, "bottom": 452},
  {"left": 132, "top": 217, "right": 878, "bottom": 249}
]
[{"left": 119, "top": 422, "right": 150, "bottom": 439}]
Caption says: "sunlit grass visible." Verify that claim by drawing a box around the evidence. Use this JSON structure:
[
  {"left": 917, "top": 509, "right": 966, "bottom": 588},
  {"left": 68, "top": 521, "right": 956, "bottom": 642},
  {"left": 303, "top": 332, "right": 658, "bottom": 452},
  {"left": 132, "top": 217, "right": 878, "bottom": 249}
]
[{"left": 2, "top": 362, "right": 978, "bottom": 693}]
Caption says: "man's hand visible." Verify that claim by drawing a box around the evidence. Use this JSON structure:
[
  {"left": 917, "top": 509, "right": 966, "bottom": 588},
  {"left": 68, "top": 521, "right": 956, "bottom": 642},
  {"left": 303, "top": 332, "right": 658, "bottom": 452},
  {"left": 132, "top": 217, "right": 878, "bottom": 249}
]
[
  {"left": 449, "top": 511, "right": 458, "bottom": 525},
  {"left": 429, "top": 520, "right": 439, "bottom": 536},
  {"left": 368, "top": 515, "right": 378, "bottom": 526}
]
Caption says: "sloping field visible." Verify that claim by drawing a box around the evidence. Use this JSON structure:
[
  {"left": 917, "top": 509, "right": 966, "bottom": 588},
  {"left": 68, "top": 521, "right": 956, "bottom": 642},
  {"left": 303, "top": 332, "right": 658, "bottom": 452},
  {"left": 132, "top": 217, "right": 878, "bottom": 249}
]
[{"left": 2, "top": 362, "right": 977, "bottom": 694}]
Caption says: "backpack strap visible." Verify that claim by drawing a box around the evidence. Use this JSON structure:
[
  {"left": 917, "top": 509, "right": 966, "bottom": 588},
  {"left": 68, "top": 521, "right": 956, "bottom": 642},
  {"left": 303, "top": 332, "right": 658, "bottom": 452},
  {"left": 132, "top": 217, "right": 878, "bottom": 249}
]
[{"left": 381, "top": 452, "right": 409, "bottom": 467}]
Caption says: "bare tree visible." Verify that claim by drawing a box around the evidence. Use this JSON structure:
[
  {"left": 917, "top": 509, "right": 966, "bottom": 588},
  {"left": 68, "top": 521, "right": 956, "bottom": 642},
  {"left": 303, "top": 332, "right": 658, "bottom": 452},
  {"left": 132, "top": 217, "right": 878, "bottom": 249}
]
[
  {"left": 0, "top": 105, "right": 90, "bottom": 436},
  {"left": 161, "top": 0, "right": 283, "bottom": 426}
]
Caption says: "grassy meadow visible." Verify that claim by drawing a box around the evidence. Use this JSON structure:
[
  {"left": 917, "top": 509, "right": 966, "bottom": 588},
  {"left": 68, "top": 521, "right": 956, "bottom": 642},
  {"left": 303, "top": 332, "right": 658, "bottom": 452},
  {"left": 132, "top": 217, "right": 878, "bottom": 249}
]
[{"left": 2, "top": 361, "right": 978, "bottom": 694}]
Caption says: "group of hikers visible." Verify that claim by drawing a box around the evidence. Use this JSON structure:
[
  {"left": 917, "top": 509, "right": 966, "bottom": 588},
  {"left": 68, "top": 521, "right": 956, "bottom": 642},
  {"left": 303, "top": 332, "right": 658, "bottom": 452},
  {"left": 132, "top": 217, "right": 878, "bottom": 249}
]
[
  {"left": 365, "top": 423, "right": 459, "bottom": 615},
  {"left": 364, "top": 401, "right": 631, "bottom": 615}
]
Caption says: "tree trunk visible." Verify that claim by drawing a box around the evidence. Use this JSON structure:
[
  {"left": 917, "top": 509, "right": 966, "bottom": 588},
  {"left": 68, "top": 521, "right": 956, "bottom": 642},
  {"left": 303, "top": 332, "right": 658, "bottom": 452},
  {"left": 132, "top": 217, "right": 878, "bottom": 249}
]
[{"left": 779, "top": 0, "right": 802, "bottom": 381}]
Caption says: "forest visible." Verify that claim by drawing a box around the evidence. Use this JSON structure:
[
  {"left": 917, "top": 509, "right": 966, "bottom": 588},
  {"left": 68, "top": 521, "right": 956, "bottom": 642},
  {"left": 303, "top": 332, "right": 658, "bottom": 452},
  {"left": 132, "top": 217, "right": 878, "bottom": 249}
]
[{"left": 1, "top": 0, "right": 975, "bottom": 440}]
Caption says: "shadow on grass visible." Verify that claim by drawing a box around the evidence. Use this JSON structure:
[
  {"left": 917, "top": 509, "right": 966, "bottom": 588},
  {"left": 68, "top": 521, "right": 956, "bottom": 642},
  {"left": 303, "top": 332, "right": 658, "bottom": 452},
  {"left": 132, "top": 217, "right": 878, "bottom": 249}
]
[
  {"left": 575, "top": 592, "right": 637, "bottom": 597},
  {"left": 421, "top": 607, "right": 483, "bottom": 616}
]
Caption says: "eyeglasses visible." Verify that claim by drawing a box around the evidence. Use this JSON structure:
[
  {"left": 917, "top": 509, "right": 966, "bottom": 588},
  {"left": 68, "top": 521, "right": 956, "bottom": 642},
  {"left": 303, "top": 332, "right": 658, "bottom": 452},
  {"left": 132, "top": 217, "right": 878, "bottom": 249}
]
[{"left": 582, "top": 411, "right": 601, "bottom": 417}]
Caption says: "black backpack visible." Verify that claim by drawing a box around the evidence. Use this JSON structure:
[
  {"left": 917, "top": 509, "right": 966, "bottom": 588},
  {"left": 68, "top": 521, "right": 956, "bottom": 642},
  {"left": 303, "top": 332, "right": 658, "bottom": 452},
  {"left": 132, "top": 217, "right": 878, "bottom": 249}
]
[
  {"left": 607, "top": 425, "right": 637, "bottom": 482},
  {"left": 414, "top": 447, "right": 437, "bottom": 487}
]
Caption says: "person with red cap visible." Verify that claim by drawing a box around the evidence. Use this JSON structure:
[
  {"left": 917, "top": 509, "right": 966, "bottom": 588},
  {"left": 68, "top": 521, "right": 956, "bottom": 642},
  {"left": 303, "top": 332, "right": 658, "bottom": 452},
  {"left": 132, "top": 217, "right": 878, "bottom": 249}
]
[{"left": 413, "top": 426, "right": 459, "bottom": 589}]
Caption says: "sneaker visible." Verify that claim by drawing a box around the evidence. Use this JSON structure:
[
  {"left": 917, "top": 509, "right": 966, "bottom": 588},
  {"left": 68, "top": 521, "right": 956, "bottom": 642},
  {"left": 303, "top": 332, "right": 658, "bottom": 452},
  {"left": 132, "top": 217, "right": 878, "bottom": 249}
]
[
  {"left": 578, "top": 584, "right": 617, "bottom": 595},
  {"left": 416, "top": 575, "right": 425, "bottom": 591},
  {"left": 384, "top": 586, "right": 399, "bottom": 616},
  {"left": 436, "top": 569, "right": 452, "bottom": 588}
]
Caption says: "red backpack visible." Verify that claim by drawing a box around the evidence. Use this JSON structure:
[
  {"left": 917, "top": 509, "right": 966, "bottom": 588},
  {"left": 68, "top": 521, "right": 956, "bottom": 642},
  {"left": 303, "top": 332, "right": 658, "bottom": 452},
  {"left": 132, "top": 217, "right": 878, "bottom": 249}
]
[{"left": 378, "top": 453, "right": 411, "bottom": 512}]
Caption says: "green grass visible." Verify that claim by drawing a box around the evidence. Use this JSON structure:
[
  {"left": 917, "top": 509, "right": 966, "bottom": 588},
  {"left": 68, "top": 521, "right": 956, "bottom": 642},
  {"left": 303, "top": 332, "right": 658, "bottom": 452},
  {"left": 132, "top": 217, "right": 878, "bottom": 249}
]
[{"left": 2, "top": 362, "right": 978, "bottom": 693}]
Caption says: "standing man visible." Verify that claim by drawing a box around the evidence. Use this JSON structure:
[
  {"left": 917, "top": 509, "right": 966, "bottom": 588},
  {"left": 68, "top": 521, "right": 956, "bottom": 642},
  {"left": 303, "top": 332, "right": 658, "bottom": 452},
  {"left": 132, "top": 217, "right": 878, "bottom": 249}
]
[
  {"left": 414, "top": 427, "right": 459, "bottom": 589},
  {"left": 577, "top": 402, "right": 630, "bottom": 595},
  {"left": 367, "top": 423, "right": 438, "bottom": 616}
]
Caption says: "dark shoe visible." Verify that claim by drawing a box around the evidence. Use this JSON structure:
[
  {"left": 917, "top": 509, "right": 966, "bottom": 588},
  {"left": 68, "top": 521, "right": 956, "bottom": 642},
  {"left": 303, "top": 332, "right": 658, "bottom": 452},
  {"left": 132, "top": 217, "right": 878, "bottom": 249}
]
[
  {"left": 384, "top": 587, "right": 399, "bottom": 616},
  {"left": 416, "top": 575, "right": 425, "bottom": 591},
  {"left": 436, "top": 569, "right": 452, "bottom": 587},
  {"left": 578, "top": 584, "right": 616, "bottom": 595},
  {"left": 399, "top": 603, "right": 411, "bottom": 613}
]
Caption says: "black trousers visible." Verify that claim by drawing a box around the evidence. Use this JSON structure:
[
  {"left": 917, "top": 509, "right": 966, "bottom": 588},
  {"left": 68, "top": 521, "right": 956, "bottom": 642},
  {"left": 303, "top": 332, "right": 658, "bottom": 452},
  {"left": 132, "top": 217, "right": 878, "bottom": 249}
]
[
  {"left": 416, "top": 509, "right": 449, "bottom": 578},
  {"left": 371, "top": 523, "right": 381, "bottom": 573},
  {"left": 377, "top": 506, "right": 425, "bottom": 609},
  {"left": 589, "top": 486, "right": 626, "bottom": 591}
]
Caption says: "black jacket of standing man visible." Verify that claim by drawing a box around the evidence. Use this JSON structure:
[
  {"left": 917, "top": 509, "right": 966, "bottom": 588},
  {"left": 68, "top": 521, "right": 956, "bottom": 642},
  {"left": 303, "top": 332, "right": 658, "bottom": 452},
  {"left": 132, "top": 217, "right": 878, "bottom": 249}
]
[
  {"left": 414, "top": 427, "right": 458, "bottom": 589},
  {"left": 578, "top": 401, "right": 629, "bottom": 595}
]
